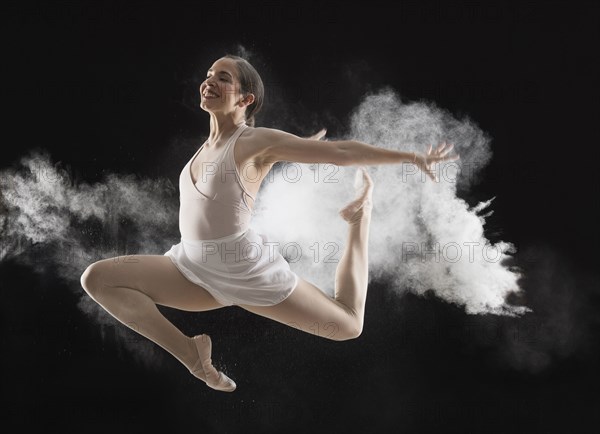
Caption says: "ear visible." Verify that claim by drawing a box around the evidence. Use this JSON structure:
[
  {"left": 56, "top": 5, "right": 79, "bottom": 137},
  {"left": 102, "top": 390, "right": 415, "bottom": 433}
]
[{"left": 239, "top": 93, "right": 255, "bottom": 108}]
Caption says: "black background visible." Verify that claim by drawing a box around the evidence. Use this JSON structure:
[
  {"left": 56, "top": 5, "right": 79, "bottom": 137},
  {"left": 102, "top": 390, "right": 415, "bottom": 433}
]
[{"left": 2, "top": 1, "right": 599, "bottom": 433}]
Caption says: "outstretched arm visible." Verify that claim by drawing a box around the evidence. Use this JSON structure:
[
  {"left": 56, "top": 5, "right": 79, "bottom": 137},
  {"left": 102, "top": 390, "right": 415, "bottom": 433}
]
[
  {"left": 259, "top": 127, "right": 459, "bottom": 180},
  {"left": 342, "top": 140, "right": 460, "bottom": 181}
]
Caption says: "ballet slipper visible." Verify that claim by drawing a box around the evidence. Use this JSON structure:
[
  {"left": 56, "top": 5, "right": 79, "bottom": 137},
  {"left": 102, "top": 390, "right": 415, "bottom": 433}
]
[
  {"left": 339, "top": 166, "right": 374, "bottom": 224},
  {"left": 190, "top": 334, "right": 236, "bottom": 392}
]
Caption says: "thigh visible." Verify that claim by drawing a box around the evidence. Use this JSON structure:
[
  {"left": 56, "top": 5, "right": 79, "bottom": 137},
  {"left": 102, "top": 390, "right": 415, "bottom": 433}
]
[
  {"left": 86, "top": 254, "right": 227, "bottom": 312},
  {"left": 237, "top": 276, "right": 356, "bottom": 340}
]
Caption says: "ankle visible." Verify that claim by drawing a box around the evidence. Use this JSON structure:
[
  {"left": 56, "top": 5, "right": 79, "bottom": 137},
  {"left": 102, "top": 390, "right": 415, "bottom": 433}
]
[{"left": 181, "top": 336, "right": 199, "bottom": 370}]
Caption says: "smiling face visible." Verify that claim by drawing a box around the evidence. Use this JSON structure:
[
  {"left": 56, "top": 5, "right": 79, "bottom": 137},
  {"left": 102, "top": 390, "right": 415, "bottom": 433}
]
[{"left": 199, "top": 57, "right": 247, "bottom": 117}]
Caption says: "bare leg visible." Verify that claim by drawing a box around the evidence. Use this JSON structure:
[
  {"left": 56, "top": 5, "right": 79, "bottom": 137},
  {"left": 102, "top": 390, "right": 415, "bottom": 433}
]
[
  {"left": 80, "top": 255, "right": 234, "bottom": 389},
  {"left": 335, "top": 166, "right": 373, "bottom": 325},
  {"left": 238, "top": 167, "right": 374, "bottom": 341}
]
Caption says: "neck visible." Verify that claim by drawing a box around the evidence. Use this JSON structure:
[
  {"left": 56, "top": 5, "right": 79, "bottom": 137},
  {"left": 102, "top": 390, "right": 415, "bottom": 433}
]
[{"left": 207, "top": 114, "right": 246, "bottom": 146}]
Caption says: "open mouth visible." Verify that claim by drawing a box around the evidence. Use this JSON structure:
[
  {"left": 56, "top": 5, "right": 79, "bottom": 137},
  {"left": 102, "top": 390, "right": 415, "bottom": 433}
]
[{"left": 202, "top": 89, "right": 220, "bottom": 99}]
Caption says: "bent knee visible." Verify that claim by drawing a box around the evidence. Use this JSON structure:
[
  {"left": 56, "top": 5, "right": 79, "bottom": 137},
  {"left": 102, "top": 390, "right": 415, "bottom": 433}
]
[
  {"left": 80, "top": 261, "right": 109, "bottom": 300},
  {"left": 332, "top": 317, "right": 364, "bottom": 341}
]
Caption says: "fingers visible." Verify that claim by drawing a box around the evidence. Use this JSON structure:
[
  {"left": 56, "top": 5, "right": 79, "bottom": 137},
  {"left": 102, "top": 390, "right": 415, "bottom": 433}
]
[
  {"left": 430, "top": 141, "right": 457, "bottom": 157},
  {"left": 435, "top": 141, "right": 455, "bottom": 155},
  {"left": 429, "top": 140, "right": 459, "bottom": 162},
  {"left": 421, "top": 141, "right": 460, "bottom": 181},
  {"left": 429, "top": 141, "right": 451, "bottom": 155},
  {"left": 439, "top": 142, "right": 454, "bottom": 156}
]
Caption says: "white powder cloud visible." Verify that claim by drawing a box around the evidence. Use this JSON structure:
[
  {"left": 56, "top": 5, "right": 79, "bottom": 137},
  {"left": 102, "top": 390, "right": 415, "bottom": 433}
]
[{"left": 253, "top": 88, "right": 528, "bottom": 316}]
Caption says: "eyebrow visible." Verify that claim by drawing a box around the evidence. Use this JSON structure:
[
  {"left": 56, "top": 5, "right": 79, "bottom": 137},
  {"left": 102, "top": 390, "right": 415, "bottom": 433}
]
[{"left": 207, "top": 69, "right": 233, "bottom": 78}]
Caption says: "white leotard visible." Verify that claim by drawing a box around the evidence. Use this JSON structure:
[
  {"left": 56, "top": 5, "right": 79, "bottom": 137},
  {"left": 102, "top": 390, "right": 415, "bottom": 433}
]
[{"left": 178, "top": 124, "right": 255, "bottom": 241}]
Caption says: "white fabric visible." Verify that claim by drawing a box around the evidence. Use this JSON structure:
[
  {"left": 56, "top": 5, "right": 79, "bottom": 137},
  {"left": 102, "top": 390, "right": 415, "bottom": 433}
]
[
  {"left": 164, "top": 227, "right": 298, "bottom": 306},
  {"left": 178, "top": 124, "right": 255, "bottom": 241}
]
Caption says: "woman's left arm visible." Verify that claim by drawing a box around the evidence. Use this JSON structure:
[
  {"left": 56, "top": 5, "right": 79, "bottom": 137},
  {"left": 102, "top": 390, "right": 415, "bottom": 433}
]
[
  {"left": 341, "top": 140, "right": 460, "bottom": 180},
  {"left": 257, "top": 127, "right": 459, "bottom": 180}
]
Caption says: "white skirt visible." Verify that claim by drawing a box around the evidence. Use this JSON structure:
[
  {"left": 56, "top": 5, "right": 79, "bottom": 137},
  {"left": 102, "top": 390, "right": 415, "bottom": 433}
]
[{"left": 164, "top": 227, "right": 299, "bottom": 307}]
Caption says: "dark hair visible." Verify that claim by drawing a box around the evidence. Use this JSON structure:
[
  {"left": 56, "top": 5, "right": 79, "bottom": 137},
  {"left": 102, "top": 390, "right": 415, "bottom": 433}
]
[{"left": 223, "top": 54, "right": 264, "bottom": 127}]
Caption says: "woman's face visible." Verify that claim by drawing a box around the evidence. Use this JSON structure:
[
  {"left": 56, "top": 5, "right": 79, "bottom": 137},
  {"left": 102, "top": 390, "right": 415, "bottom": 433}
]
[{"left": 199, "top": 57, "right": 243, "bottom": 114}]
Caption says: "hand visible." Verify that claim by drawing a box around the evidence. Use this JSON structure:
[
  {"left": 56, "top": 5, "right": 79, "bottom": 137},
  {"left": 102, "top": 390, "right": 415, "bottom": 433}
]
[
  {"left": 414, "top": 141, "right": 460, "bottom": 182},
  {"left": 305, "top": 128, "right": 327, "bottom": 141}
]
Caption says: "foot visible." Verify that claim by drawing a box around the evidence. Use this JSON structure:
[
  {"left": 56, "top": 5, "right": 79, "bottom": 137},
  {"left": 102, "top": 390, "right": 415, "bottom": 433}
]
[
  {"left": 339, "top": 166, "right": 374, "bottom": 224},
  {"left": 189, "top": 334, "right": 237, "bottom": 392}
]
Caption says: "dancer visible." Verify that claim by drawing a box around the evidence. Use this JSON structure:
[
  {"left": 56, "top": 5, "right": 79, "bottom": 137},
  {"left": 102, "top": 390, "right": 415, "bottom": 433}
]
[{"left": 80, "top": 54, "right": 458, "bottom": 392}]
